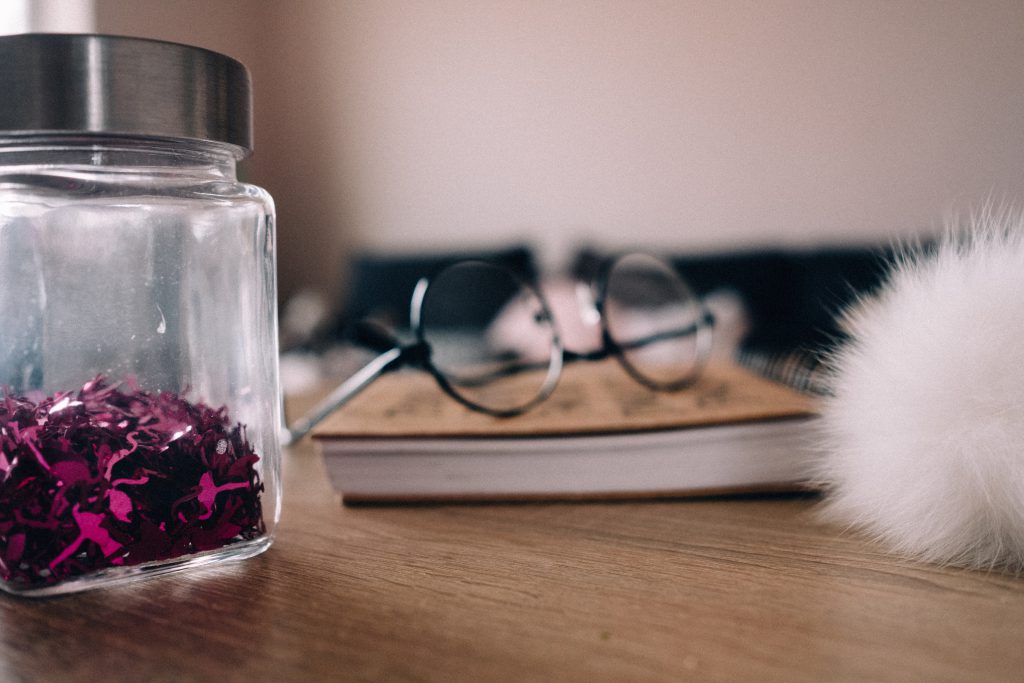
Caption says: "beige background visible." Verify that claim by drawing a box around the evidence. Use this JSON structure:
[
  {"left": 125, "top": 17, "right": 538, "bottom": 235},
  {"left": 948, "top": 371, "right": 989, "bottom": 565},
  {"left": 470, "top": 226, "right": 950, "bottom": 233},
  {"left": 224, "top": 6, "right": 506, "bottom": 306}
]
[{"left": 78, "top": 1, "right": 1024, "bottom": 300}]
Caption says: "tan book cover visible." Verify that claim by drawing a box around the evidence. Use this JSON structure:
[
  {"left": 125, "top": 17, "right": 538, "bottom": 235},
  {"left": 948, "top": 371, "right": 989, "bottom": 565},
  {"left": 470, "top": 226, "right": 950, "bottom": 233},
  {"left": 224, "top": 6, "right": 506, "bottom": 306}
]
[
  {"left": 313, "top": 361, "right": 820, "bottom": 503},
  {"left": 313, "top": 360, "right": 816, "bottom": 440}
]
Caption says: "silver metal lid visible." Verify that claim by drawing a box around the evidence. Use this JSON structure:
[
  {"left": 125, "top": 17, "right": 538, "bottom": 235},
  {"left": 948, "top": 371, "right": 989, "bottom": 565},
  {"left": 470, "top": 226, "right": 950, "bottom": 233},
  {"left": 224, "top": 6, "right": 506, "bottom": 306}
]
[{"left": 0, "top": 33, "right": 253, "bottom": 154}]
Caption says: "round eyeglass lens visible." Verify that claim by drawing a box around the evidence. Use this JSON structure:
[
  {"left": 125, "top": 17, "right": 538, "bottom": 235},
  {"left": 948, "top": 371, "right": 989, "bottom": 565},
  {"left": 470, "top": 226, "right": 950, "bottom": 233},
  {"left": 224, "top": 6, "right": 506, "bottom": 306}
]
[
  {"left": 601, "top": 253, "right": 710, "bottom": 390},
  {"left": 417, "top": 261, "right": 562, "bottom": 416}
]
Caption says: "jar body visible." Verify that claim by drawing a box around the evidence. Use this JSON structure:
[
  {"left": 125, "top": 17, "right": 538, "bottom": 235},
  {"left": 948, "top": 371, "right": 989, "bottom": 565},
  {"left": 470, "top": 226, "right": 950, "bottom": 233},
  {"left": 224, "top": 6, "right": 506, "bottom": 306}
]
[{"left": 0, "top": 138, "right": 281, "bottom": 595}]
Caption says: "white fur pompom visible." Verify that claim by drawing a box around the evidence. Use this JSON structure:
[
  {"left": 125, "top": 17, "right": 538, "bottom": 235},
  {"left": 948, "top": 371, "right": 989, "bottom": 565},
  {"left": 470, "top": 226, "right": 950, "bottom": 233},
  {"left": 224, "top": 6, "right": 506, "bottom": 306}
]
[{"left": 819, "top": 211, "right": 1024, "bottom": 571}]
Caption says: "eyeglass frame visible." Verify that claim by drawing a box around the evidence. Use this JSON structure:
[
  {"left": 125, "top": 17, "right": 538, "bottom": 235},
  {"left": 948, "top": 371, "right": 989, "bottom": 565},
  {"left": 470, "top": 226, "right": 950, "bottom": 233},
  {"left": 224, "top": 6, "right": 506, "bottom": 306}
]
[{"left": 281, "top": 252, "right": 714, "bottom": 445}]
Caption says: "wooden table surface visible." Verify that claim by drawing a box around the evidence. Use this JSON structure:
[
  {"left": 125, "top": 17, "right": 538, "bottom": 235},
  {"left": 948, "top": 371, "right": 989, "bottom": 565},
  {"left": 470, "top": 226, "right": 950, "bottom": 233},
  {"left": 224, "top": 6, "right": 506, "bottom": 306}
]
[{"left": 1, "top": 436, "right": 1022, "bottom": 682}]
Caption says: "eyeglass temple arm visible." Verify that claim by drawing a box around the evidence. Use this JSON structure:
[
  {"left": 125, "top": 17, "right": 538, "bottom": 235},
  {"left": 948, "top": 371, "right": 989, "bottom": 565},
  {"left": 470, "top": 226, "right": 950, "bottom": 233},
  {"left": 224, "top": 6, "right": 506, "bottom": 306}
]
[
  {"left": 603, "top": 309, "right": 715, "bottom": 355},
  {"left": 449, "top": 308, "right": 716, "bottom": 386},
  {"left": 565, "top": 308, "right": 716, "bottom": 362},
  {"left": 280, "top": 345, "right": 405, "bottom": 446}
]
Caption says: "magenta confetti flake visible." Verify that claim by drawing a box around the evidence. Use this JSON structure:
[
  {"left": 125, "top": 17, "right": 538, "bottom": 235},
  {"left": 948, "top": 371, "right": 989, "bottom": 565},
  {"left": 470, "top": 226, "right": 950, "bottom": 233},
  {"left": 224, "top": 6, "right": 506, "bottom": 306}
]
[{"left": 0, "top": 377, "right": 265, "bottom": 589}]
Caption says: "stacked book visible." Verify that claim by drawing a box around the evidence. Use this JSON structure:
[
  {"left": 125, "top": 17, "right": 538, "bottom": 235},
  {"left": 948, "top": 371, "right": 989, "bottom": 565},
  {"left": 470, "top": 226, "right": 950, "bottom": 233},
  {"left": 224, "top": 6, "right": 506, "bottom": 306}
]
[{"left": 312, "top": 360, "right": 819, "bottom": 503}]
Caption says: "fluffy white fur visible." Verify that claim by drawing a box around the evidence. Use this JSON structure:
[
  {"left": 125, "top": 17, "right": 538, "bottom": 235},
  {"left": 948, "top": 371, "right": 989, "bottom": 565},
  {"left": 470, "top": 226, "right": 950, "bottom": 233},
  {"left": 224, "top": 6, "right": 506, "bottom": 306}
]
[{"left": 819, "top": 210, "right": 1024, "bottom": 571}]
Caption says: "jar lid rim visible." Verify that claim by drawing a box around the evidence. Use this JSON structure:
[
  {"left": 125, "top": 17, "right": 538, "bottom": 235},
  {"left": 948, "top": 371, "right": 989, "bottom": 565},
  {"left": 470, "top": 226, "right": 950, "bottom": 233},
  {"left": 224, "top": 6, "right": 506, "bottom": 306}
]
[{"left": 0, "top": 33, "right": 253, "bottom": 155}]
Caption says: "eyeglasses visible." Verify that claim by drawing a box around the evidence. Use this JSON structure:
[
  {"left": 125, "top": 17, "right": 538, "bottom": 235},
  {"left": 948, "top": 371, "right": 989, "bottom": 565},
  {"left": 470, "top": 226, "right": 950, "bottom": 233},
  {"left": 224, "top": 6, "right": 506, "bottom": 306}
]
[{"left": 282, "top": 252, "right": 713, "bottom": 445}]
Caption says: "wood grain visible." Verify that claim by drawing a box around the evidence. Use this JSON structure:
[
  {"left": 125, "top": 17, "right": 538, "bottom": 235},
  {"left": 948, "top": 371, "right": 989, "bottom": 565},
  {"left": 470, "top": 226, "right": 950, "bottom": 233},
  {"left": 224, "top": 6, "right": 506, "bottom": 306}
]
[{"left": 0, "top": 431, "right": 1022, "bottom": 681}]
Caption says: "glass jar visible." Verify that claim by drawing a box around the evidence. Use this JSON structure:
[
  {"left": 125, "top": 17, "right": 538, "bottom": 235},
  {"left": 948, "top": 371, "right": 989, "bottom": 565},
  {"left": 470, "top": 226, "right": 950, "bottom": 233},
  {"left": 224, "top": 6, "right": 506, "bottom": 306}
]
[{"left": 0, "top": 34, "right": 281, "bottom": 595}]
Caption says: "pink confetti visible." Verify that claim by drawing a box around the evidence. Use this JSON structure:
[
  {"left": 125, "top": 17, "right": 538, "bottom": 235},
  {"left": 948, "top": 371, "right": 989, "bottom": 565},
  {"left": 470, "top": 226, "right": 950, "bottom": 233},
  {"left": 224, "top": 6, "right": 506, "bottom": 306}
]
[
  {"left": 0, "top": 377, "right": 265, "bottom": 589},
  {"left": 108, "top": 489, "right": 133, "bottom": 523}
]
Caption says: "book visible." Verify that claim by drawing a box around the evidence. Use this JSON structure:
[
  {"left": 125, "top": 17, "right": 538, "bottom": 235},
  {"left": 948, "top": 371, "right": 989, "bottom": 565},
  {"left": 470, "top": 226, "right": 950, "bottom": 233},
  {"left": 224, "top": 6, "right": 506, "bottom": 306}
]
[{"left": 312, "top": 360, "right": 819, "bottom": 503}]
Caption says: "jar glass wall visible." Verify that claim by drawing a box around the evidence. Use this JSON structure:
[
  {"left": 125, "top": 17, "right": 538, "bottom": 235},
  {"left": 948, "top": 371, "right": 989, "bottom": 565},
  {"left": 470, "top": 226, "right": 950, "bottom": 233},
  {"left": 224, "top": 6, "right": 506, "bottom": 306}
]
[{"left": 0, "top": 136, "right": 281, "bottom": 595}]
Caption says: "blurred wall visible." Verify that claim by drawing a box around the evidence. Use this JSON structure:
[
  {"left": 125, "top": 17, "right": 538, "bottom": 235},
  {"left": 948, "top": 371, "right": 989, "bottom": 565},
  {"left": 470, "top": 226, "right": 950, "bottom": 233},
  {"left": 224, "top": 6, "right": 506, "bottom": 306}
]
[{"left": 96, "top": 0, "right": 1024, "bottom": 302}]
